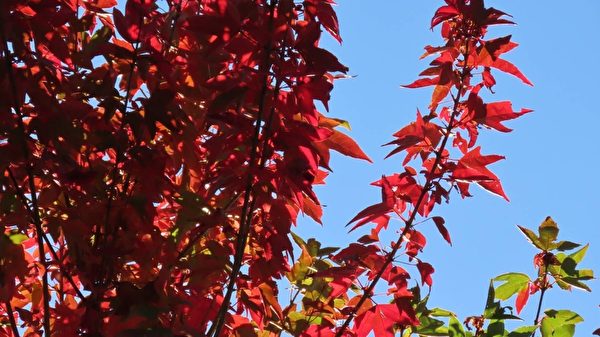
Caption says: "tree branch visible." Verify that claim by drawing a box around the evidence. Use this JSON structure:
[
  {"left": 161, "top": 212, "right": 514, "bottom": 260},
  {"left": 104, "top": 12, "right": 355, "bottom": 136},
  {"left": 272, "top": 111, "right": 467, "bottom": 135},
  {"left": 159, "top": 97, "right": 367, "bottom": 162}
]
[
  {"left": 6, "top": 167, "right": 86, "bottom": 301},
  {"left": 334, "top": 46, "right": 472, "bottom": 337},
  {"left": 206, "top": 2, "right": 279, "bottom": 336},
  {"left": 4, "top": 301, "right": 20, "bottom": 337},
  {"left": 1, "top": 20, "right": 51, "bottom": 337}
]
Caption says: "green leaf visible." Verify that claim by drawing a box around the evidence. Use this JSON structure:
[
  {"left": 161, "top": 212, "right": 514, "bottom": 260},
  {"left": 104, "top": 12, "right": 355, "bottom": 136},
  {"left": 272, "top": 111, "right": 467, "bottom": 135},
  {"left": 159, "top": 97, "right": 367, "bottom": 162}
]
[
  {"left": 486, "top": 320, "right": 506, "bottom": 337},
  {"left": 491, "top": 314, "right": 522, "bottom": 321},
  {"left": 8, "top": 233, "right": 28, "bottom": 245},
  {"left": 306, "top": 238, "right": 321, "bottom": 257},
  {"left": 429, "top": 307, "right": 456, "bottom": 317},
  {"left": 290, "top": 231, "right": 307, "bottom": 248},
  {"left": 493, "top": 273, "right": 530, "bottom": 300},
  {"left": 560, "top": 277, "right": 591, "bottom": 292},
  {"left": 83, "top": 25, "right": 112, "bottom": 56},
  {"left": 554, "top": 241, "right": 580, "bottom": 252},
  {"left": 538, "top": 217, "right": 559, "bottom": 250},
  {"left": 568, "top": 244, "right": 588, "bottom": 264},
  {"left": 484, "top": 281, "right": 500, "bottom": 319},
  {"left": 449, "top": 316, "right": 466, "bottom": 337},
  {"left": 553, "top": 324, "right": 575, "bottom": 337},
  {"left": 507, "top": 326, "right": 537, "bottom": 337},
  {"left": 317, "top": 246, "right": 339, "bottom": 257},
  {"left": 287, "top": 246, "right": 313, "bottom": 283},
  {"left": 517, "top": 226, "right": 544, "bottom": 250},
  {"left": 540, "top": 310, "right": 583, "bottom": 337},
  {"left": 416, "top": 315, "right": 450, "bottom": 336},
  {"left": 483, "top": 281, "right": 521, "bottom": 320},
  {"left": 554, "top": 279, "right": 571, "bottom": 291},
  {"left": 550, "top": 245, "right": 593, "bottom": 291},
  {"left": 544, "top": 310, "right": 583, "bottom": 324}
]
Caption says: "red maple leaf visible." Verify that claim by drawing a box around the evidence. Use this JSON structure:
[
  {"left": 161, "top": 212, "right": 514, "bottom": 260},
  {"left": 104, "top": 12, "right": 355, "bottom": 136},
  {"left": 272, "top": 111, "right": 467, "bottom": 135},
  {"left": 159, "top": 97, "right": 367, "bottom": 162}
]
[
  {"left": 355, "top": 303, "right": 419, "bottom": 337},
  {"left": 451, "top": 146, "right": 508, "bottom": 200}
]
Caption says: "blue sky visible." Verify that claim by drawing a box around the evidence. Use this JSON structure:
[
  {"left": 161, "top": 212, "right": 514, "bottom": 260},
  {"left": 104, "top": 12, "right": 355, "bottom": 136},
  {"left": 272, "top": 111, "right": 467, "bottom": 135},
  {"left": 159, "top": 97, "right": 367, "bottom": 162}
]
[{"left": 294, "top": 1, "right": 600, "bottom": 334}]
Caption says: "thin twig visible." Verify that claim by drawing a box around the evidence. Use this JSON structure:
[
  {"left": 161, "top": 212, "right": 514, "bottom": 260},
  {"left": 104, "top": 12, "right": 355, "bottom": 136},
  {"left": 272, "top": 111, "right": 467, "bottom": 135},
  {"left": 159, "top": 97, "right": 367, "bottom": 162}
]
[
  {"left": 4, "top": 301, "right": 20, "bottom": 337},
  {"left": 6, "top": 167, "right": 86, "bottom": 300},
  {"left": 206, "top": 2, "right": 279, "bottom": 336},
  {"left": 532, "top": 256, "right": 551, "bottom": 337},
  {"left": 96, "top": 8, "right": 146, "bottom": 287},
  {"left": 334, "top": 46, "right": 472, "bottom": 337},
  {"left": 1, "top": 20, "right": 51, "bottom": 337},
  {"left": 163, "top": 0, "right": 184, "bottom": 55}
]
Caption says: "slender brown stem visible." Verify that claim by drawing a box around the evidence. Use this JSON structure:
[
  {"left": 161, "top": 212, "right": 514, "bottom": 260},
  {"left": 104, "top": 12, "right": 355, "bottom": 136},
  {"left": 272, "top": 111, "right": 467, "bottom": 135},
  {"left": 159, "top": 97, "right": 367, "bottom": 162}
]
[
  {"left": 334, "top": 47, "right": 472, "bottom": 337},
  {"left": 95, "top": 9, "right": 147, "bottom": 297},
  {"left": 6, "top": 167, "right": 86, "bottom": 300},
  {"left": 532, "top": 257, "right": 550, "bottom": 337},
  {"left": 99, "top": 31, "right": 142, "bottom": 250},
  {"left": 174, "top": 71, "right": 282, "bottom": 272},
  {"left": 163, "top": 0, "right": 183, "bottom": 55},
  {"left": 533, "top": 288, "right": 546, "bottom": 325},
  {"left": 4, "top": 301, "right": 20, "bottom": 337},
  {"left": 1, "top": 20, "right": 51, "bottom": 337},
  {"left": 206, "top": 2, "right": 278, "bottom": 337},
  {"left": 74, "top": 0, "right": 80, "bottom": 73},
  {"left": 172, "top": 187, "right": 252, "bottom": 268}
]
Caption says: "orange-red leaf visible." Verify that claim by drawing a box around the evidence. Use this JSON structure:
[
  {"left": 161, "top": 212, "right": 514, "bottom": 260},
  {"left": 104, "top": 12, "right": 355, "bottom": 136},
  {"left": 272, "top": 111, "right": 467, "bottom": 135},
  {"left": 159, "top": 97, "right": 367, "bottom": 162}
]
[
  {"left": 355, "top": 303, "right": 418, "bottom": 337},
  {"left": 431, "top": 5, "right": 460, "bottom": 28},
  {"left": 402, "top": 77, "right": 439, "bottom": 88},
  {"left": 317, "top": 2, "right": 342, "bottom": 43},
  {"left": 324, "top": 130, "right": 372, "bottom": 162},
  {"left": 93, "top": 0, "right": 117, "bottom": 8},
  {"left": 347, "top": 176, "right": 395, "bottom": 230},
  {"left": 491, "top": 58, "right": 533, "bottom": 86},
  {"left": 452, "top": 147, "right": 509, "bottom": 200},
  {"left": 453, "top": 147, "right": 503, "bottom": 180},
  {"left": 476, "top": 101, "right": 533, "bottom": 132},
  {"left": 516, "top": 282, "right": 531, "bottom": 314}
]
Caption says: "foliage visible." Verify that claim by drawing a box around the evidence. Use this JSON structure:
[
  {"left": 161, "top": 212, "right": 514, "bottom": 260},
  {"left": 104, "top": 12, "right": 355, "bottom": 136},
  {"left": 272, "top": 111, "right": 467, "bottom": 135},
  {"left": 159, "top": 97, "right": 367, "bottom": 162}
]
[{"left": 0, "top": 0, "right": 595, "bottom": 337}]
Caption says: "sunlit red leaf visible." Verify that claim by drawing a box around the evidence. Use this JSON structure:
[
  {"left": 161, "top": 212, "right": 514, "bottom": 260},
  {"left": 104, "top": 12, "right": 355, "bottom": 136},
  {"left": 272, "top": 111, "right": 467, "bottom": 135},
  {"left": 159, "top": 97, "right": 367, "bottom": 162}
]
[
  {"left": 452, "top": 147, "right": 508, "bottom": 200},
  {"left": 317, "top": 2, "right": 342, "bottom": 43},
  {"left": 452, "top": 147, "right": 504, "bottom": 181},
  {"left": 515, "top": 282, "right": 530, "bottom": 314},
  {"left": 402, "top": 77, "right": 439, "bottom": 88},
  {"left": 477, "top": 101, "right": 532, "bottom": 132},
  {"left": 324, "top": 129, "right": 372, "bottom": 162},
  {"left": 491, "top": 58, "right": 533, "bottom": 86},
  {"left": 431, "top": 5, "right": 460, "bottom": 28},
  {"left": 355, "top": 303, "right": 418, "bottom": 337},
  {"left": 347, "top": 176, "right": 395, "bottom": 230},
  {"left": 93, "top": 0, "right": 118, "bottom": 8}
]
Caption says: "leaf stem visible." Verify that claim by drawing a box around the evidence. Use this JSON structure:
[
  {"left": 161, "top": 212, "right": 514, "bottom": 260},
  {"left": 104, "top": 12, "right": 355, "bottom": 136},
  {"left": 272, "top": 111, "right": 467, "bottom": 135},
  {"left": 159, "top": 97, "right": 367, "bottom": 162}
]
[
  {"left": 4, "top": 301, "right": 20, "bottom": 337},
  {"left": 163, "top": 0, "right": 183, "bottom": 55},
  {"left": 334, "top": 45, "right": 472, "bottom": 337},
  {"left": 98, "top": 13, "right": 145, "bottom": 255},
  {"left": 1, "top": 20, "right": 51, "bottom": 337},
  {"left": 532, "top": 257, "right": 551, "bottom": 337},
  {"left": 6, "top": 168, "right": 86, "bottom": 300},
  {"left": 206, "top": 2, "right": 279, "bottom": 336},
  {"left": 532, "top": 288, "right": 546, "bottom": 327}
]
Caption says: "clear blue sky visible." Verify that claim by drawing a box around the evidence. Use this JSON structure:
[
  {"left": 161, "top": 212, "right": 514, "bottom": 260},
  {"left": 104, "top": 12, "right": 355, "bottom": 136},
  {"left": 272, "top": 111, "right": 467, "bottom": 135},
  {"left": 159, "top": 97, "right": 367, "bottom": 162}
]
[{"left": 295, "top": 1, "right": 600, "bottom": 334}]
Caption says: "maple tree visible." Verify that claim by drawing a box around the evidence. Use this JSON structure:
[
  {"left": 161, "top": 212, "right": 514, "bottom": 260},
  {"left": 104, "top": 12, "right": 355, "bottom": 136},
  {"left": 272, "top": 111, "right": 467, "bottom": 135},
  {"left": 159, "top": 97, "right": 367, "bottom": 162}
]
[{"left": 0, "top": 0, "right": 595, "bottom": 337}]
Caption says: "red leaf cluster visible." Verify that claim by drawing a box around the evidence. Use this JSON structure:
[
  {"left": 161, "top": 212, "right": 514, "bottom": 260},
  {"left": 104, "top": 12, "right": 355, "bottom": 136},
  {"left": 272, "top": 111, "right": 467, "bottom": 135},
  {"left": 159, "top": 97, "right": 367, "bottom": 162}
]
[
  {"left": 0, "top": 1, "right": 532, "bottom": 337},
  {"left": 337, "top": 1, "right": 531, "bottom": 336},
  {"left": 0, "top": 0, "right": 369, "bottom": 336}
]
